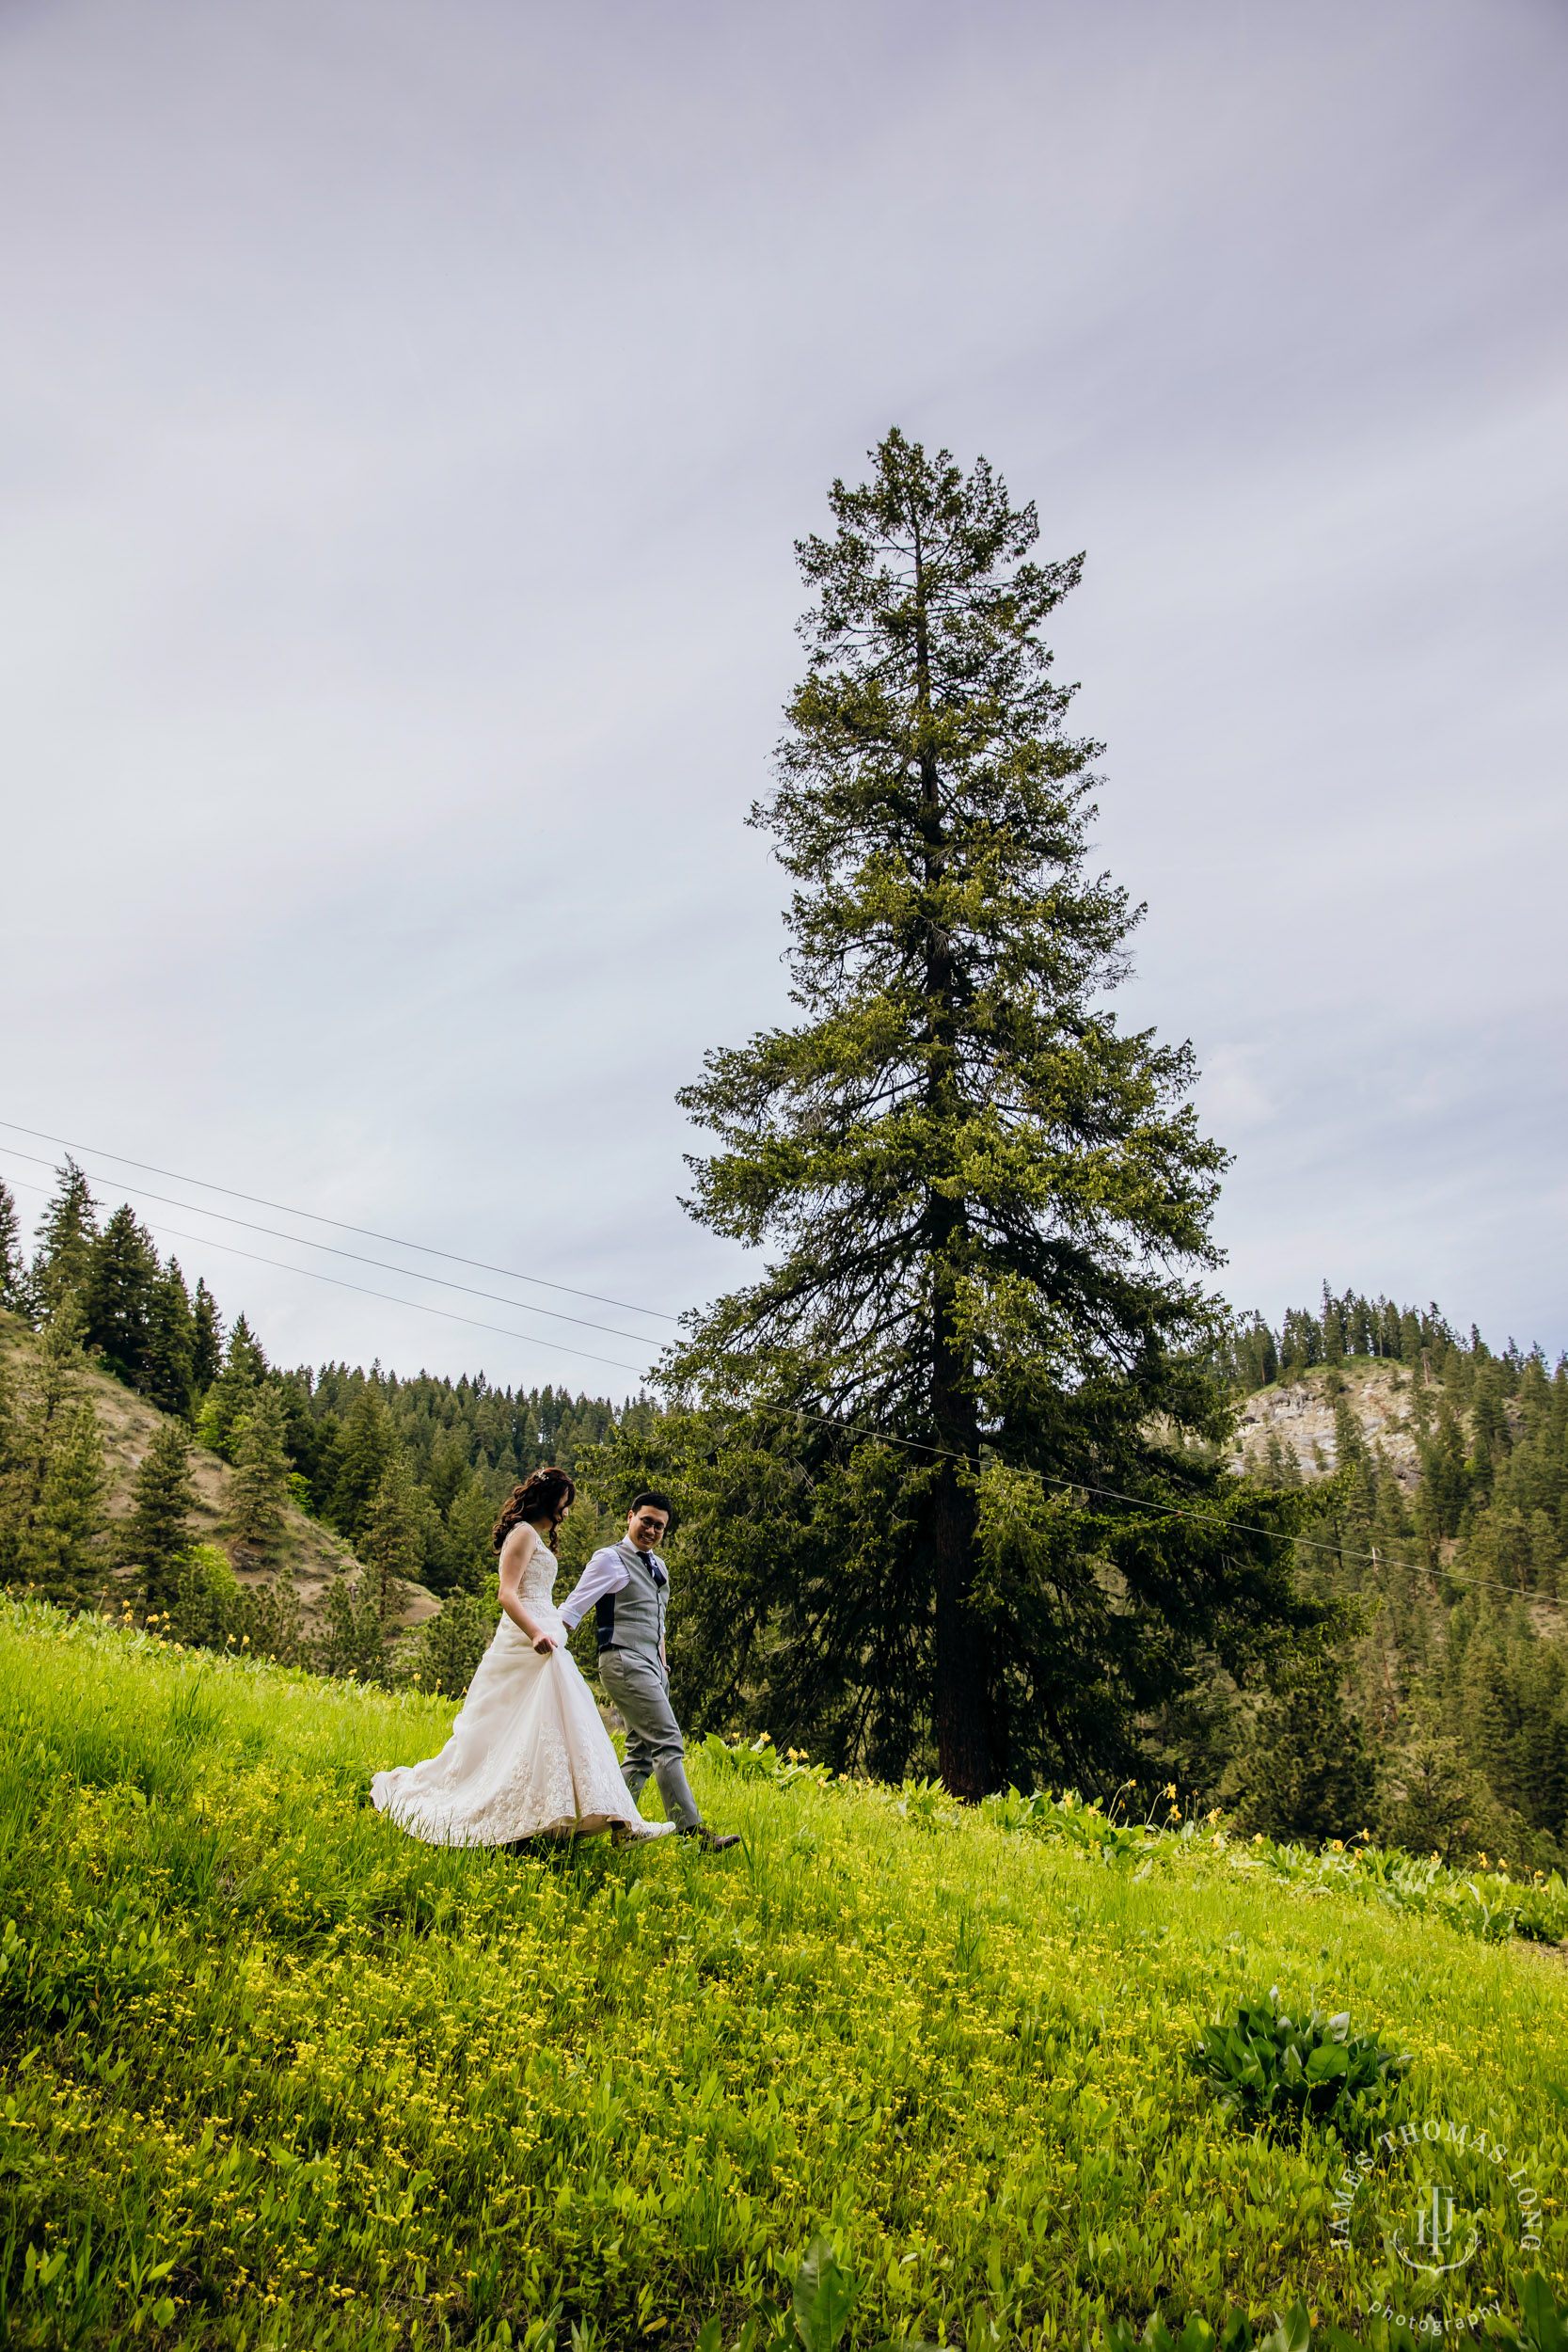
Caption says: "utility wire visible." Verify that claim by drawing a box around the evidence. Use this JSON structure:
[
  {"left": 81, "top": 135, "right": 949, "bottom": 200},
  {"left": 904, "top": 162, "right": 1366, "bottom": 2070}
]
[
  {"left": 0, "top": 1116, "right": 678, "bottom": 1323},
  {"left": 0, "top": 1172, "right": 656, "bottom": 1386},
  {"left": 3, "top": 1136, "right": 1541, "bottom": 1610},
  {"left": 0, "top": 1143, "right": 658, "bottom": 1349},
  {"left": 707, "top": 1394, "right": 1543, "bottom": 1604}
]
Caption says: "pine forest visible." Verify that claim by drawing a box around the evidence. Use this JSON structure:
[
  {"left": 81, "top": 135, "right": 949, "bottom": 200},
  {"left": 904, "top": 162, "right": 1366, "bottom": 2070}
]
[{"left": 3, "top": 1158, "right": 1565, "bottom": 1875}]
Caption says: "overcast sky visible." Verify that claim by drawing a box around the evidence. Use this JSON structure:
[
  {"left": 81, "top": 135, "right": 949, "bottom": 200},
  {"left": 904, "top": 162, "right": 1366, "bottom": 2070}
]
[{"left": 2, "top": 0, "right": 1564, "bottom": 1393}]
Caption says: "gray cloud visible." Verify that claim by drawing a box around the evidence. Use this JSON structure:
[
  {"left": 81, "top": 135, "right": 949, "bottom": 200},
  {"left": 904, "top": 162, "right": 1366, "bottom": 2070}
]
[{"left": 2, "top": 0, "right": 1563, "bottom": 1384}]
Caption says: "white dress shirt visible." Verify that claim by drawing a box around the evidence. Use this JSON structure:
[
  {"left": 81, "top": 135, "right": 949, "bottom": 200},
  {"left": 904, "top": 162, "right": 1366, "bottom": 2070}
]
[{"left": 558, "top": 1543, "right": 667, "bottom": 1631}]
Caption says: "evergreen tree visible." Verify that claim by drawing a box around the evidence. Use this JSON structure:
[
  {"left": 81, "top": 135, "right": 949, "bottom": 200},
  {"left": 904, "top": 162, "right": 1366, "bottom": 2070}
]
[
  {"left": 198, "top": 1315, "right": 268, "bottom": 1460},
  {"left": 23, "top": 1406, "right": 107, "bottom": 1602},
  {"left": 1416, "top": 1401, "right": 1469, "bottom": 1553},
  {"left": 1528, "top": 1509, "right": 1560, "bottom": 1597},
  {"left": 31, "top": 1159, "right": 98, "bottom": 1319},
  {"left": 1332, "top": 1393, "right": 1363, "bottom": 1474},
  {"left": 10, "top": 1297, "right": 95, "bottom": 1572},
  {"left": 83, "top": 1204, "right": 160, "bottom": 1380},
  {"left": 425, "top": 1431, "right": 470, "bottom": 1518},
  {"left": 0, "top": 1178, "right": 29, "bottom": 1318},
  {"left": 328, "top": 1382, "right": 396, "bottom": 1542},
  {"left": 143, "top": 1260, "right": 197, "bottom": 1422},
  {"left": 9, "top": 1310, "right": 109, "bottom": 1610},
  {"left": 1322, "top": 1284, "right": 1348, "bottom": 1364},
  {"left": 1238, "top": 1316, "right": 1277, "bottom": 1391},
  {"left": 1377, "top": 1710, "right": 1478, "bottom": 1862},
  {"left": 1457, "top": 1629, "right": 1514, "bottom": 1809},
  {"left": 191, "top": 1279, "right": 225, "bottom": 1396},
  {"left": 361, "top": 1449, "right": 421, "bottom": 1618},
  {"left": 650, "top": 430, "right": 1325, "bottom": 1797},
  {"left": 414, "top": 1590, "right": 494, "bottom": 1697},
  {"left": 229, "top": 1386, "right": 292, "bottom": 1555},
  {"left": 168, "top": 1541, "right": 240, "bottom": 1649},
  {"left": 230, "top": 1566, "right": 308, "bottom": 1668},
  {"left": 0, "top": 1349, "right": 27, "bottom": 1577},
  {"left": 442, "top": 1471, "right": 499, "bottom": 1597},
  {"left": 120, "top": 1416, "right": 198, "bottom": 1607},
  {"left": 316, "top": 1569, "right": 388, "bottom": 1679},
  {"left": 1234, "top": 1651, "right": 1375, "bottom": 1845}
]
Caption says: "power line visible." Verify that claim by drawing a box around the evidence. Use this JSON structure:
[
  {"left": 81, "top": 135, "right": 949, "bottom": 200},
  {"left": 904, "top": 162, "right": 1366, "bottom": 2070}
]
[
  {"left": 0, "top": 1170, "right": 656, "bottom": 1387},
  {"left": 0, "top": 1116, "right": 679, "bottom": 1323},
  {"left": 3, "top": 1132, "right": 1544, "bottom": 1610},
  {"left": 0, "top": 1142, "right": 660, "bottom": 1350},
  {"left": 711, "top": 1395, "right": 1544, "bottom": 1603}
]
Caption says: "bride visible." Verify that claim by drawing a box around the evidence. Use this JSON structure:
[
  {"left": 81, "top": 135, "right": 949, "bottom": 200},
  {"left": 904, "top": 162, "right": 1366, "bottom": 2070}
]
[{"left": 371, "top": 1467, "right": 675, "bottom": 1846}]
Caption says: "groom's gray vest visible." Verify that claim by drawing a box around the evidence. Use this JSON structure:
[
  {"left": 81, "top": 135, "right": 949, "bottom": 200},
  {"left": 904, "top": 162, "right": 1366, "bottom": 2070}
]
[{"left": 594, "top": 1541, "right": 668, "bottom": 1664}]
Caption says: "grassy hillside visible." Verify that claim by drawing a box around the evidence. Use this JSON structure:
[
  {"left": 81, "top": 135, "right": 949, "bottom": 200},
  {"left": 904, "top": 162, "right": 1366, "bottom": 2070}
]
[
  {"left": 0, "top": 1312, "right": 436, "bottom": 1639},
  {"left": 2, "top": 1600, "right": 1565, "bottom": 2350}
]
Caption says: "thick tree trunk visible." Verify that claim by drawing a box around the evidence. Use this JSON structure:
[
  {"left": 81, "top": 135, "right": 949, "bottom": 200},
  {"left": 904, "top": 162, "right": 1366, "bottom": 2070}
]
[
  {"left": 911, "top": 532, "right": 991, "bottom": 1801},
  {"left": 930, "top": 1459, "right": 989, "bottom": 1801},
  {"left": 927, "top": 1179, "right": 987, "bottom": 1796}
]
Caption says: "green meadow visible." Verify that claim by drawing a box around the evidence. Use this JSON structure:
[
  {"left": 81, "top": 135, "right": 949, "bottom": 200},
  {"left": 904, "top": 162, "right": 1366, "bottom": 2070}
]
[{"left": 1, "top": 1597, "right": 1564, "bottom": 2351}]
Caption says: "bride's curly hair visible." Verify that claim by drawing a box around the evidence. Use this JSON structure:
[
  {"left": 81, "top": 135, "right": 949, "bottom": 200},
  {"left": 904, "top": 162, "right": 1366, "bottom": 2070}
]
[{"left": 492, "top": 1466, "right": 577, "bottom": 1551}]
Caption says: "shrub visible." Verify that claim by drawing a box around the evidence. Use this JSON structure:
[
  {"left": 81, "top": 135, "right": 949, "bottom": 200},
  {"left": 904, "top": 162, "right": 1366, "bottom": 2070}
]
[
  {"left": 407, "top": 1589, "right": 494, "bottom": 1698},
  {"left": 234, "top": 1564, "right": 309, "bottom": 1668},
  {"left": 167, "top": 1542, "right": 239, "bottom": 1647},
  {"left": 315, "top": 1569, "right": 387, "bottom": 1681},
  {"left": 1193, "top": 1988, "right": 1410, "bottom": 2141}
]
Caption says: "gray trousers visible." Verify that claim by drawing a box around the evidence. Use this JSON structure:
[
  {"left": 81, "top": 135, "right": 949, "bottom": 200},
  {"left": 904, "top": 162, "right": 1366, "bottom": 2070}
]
[{"left": 596, "top": 1647, "right": 702, "bottom": 1832}]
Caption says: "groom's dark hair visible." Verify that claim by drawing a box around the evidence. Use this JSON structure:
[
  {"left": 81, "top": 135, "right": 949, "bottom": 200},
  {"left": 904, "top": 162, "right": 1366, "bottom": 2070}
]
[{"left": 628, "top": 1489, "right": 673, "bottom": 1520}]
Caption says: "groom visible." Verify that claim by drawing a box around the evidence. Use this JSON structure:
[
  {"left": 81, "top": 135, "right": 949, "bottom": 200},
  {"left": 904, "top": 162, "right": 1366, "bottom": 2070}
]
[{"left": 558, "top": 1490, "right": 738, "bottom": 1851}]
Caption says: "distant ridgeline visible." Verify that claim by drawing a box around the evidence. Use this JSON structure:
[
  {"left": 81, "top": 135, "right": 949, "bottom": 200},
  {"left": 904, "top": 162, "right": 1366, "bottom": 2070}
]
[
  {"left": 1214, "top": 1284, "right": 1479, "bottom": 1395},
  {"left": 1196, "top": 1280, "right": 1568, "bottom": 1879},
  {"left": 1208, "top": 1279, "right": 1566, "bottom": 1587},
  {"left": 6, "top": 1163, "right": 1568, "bottom": 1873}
]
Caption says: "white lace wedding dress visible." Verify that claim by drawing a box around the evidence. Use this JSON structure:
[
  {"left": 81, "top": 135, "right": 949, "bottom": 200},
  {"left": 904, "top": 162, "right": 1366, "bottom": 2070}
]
[{"left": 371, "top": 1543, "right": 675, "bottom": 1846}]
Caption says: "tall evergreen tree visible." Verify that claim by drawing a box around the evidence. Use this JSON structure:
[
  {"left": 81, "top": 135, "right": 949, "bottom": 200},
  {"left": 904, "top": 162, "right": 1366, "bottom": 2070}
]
[
  {"left": 120, "top": 1417, "right": 198, "bottom": 1607},
  {"left": 31, "top": 1159, "right": 98, "bottom": 1319},
  {"left": 229, "top": 1386, "right": 292, "bottom": 1554},
  {"left": 83, "top": 1205, "right": 160, "bottom": 1382},
  {"left": 143, "top": 1260, "right": 197, "bottom": 1422},
  {"left": 191, "top": 1279, "right": 225, "bottom": 1396},
  {"left": 329, "top": 1382, "right": 397, "bottom": 1542},
  {"left": 8, "top": 1307, "right": 109, "bottom": 1603},
  {"left": 1377, "top": 1709, "right": 1477, "bottom": 1862},
  {"left": 13, "top": 1297, "right": 93, "bottom": 1522},
  {"left": 649, "top": 430, "right": 1325, "bottom": 1798},
  {"left": 198, "top": 1314, "right": 268, "bottom": 1460},
  {"left": 442, "top": 1471, "right": 499, "bottom": 1597},
  {"left": 361, "top": 1449, "right": 421, "bottom": 1618},
  {"left": 0, "top": 1178, "right": 29, "bottom": 1318},
  {"left": 22, "top": 1403, "right": 107, "bottom": 1603},
  {"left": 0, "top": 1349, "right": 27, "bottom": 1577},
  {"left": 1234, "top": 1650, "right": 1375, "bottom": 1845}
]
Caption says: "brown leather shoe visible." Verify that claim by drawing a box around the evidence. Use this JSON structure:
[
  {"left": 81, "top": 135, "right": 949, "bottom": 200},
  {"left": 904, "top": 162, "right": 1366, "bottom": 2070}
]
[{"left": 682, "top": 1825, "right": 740, "bottom": 1851}]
